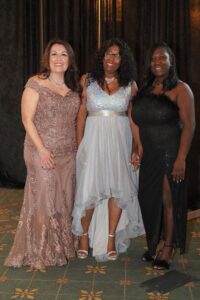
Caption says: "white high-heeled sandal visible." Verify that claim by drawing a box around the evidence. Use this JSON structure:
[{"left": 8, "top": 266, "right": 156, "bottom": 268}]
[
  {"left": 77, "top": 232, "right": 89, "bottom": 259},
  {"left": 106, "top": 234, "right": 118, "bottom": 261}
]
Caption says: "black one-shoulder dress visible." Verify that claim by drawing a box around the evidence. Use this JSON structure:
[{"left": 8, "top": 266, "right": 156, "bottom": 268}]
[{"left": 132, "top": 90, "right": 187, "bottom": 254}]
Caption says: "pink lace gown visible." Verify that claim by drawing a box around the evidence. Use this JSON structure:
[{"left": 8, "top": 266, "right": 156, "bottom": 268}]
[{"left": 4, "top": 78, "right": 80, "bottom": 268}]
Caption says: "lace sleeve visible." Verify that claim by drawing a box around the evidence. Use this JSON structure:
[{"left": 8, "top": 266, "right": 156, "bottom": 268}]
[{"left": 25, "top": 78, "right": 40, "bottom": 94}]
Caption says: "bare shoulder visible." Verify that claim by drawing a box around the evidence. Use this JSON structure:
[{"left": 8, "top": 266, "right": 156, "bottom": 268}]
[
  {"left": 80, "top": 74, "right": 88, "bottom": 102},
  {"left": 131, "top": 81, "right": 138, "bottom": 96},
  {"left": 80, "top": 73, "right": 88, "bottom": 86},
  {"left": 28, "top": 75, "right": 41, "bottom": 83},
  {"left": 29, "top": 75, "right": 50, "bottom": 87},
  {"left": 81, "top": 73, "right": 88, "bottom": 81},
  {"left": 174, "top": 80, "right": 194, "bottom": 111},
  {"left": 31, "top": 75, "right": 39, "bottom": 80},
  {"left": 176, "top": 80, "right": 193, "bottom": 97}
]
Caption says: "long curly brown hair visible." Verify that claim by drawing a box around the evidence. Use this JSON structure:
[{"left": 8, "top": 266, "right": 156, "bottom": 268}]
[{"left": 39, "top": 38, "right": 81, "bottom": 93}]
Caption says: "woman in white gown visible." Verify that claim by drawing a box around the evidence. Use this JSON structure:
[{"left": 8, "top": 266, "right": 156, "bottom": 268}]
[{"left": 72, "top": 38, "right": 144, "bottom": 261}]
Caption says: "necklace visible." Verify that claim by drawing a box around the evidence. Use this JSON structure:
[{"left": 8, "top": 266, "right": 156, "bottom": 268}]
[
  {"left": 152, "top": 81, "right": 163, "bottom": 87},
  {"left": 104, "top": 77, "right": 117, "bottom": 85},
  {"left": 49, "top": 75, "right": 65, "bottom": 88}
]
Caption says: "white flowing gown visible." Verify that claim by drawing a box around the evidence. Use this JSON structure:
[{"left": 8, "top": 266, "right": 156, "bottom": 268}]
[{"left": 72, "top": 79, "right": 144, "bottom": 261}]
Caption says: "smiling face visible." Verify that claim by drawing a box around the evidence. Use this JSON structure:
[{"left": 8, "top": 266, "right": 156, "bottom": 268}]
[
  {"left": 150, "top": 47, "right": 172, "bottom": 80},
  {"left": 103, "top": 45, "right": 121, "bottom": 76},
  {"left": 49, "top": 43, "right": 69, "bottom": 74}
]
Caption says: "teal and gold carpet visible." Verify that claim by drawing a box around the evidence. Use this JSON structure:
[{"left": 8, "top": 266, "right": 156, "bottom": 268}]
[{"left": 0, "top": 188, "right": 199, "bottom": 299}]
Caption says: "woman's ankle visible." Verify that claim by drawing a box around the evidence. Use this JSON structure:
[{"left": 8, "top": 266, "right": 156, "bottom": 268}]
[
  {"left": 107, "top": 233, "right": 116, "bottom": 252},
  {"left": 78, "top": 233, "right": 89, "bottom": 250}
]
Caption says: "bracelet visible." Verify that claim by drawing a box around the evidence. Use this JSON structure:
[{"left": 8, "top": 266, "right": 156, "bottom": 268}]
[{"left": 38, "top": 147, "right": 46, "bottom": 153}]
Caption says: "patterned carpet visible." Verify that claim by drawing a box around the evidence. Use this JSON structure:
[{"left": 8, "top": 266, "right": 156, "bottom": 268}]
[{"left": 0, "top": 188, "right": 199, "bottom": 300}]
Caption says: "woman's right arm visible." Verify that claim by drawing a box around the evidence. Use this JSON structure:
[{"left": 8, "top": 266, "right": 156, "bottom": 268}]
[
  {"left": 21, "top": 87, "right": 55, "bottom": 169},
  {"left": 129, "top": 109, "right": 143, "bottom": 169},
  {"left": 76, "top": 74, "right": 88, "bottom": 146},
  {"left": 128, "top": 82, "right": 143, "bottom": 169}
]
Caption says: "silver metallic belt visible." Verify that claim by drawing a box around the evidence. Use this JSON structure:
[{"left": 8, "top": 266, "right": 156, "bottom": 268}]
[{"left": 88, "top": 110, "right": 127, "bottom": 117}]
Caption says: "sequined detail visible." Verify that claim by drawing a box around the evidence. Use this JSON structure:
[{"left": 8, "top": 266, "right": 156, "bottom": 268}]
[
  {"left": 86, "top": 81, "right": 131, "bottom": 113},
  {"left": 24, "top": 79, "right": 80, "bottom": 156},
  {"left": 4, "top": 78, "right": 80, "bottom": 268}
]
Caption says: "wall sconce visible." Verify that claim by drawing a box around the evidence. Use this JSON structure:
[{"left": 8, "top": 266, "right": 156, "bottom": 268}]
[{"left": 190, "top": 0, "right": 200, "bottom": 30}]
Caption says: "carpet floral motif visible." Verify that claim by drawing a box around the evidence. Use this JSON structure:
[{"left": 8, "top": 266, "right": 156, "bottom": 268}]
[
  {"left": 0, "top": 189, "right": 199, "bottom": 300},
  {"left": 56, "top": 277, "right": 70, "bottom": 284},
  {"left": 145, "top": 267, "right": 165, "bottom": 276},
  {"left": 120, "top": 279, "right": 134, "bottom": 285},
  {"left": 79, "top": 290, "right": 103, "bottom": 300},
  {"left": 85, "top": 265, "right": 107, "bottom": 274},
  {"left": 147, "top": 292, "right": 169, "bottom": 300},
  {"left": 10, "top": 288, "right": 38, "bottom": 299}
]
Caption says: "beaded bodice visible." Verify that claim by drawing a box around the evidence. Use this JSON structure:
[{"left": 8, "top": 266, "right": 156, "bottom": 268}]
[
  {"left": 86, "top": 81, "right": 131, "bottom": 113},
  {"left": 24, "top": 78, "right": 80, "bottom": 155},
  {"left": 132, "top": 91, "right": 181, "bottom": 152}
]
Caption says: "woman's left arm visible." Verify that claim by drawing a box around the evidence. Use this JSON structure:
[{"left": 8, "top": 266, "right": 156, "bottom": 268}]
[
  {"left": 171, "top": 82, "right": 196, "bottom": 182},
  {"left": 128, "top": 81, "right": 143, "bottom": 169}
]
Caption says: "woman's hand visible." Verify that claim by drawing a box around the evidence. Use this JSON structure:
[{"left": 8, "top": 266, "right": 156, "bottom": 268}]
[
  {"left": 38, "top": 147, "right": 55, "bottom": 170},
  {"left": 131, "top": 144, "right": 143, "bottom": 170},
  {"left": 131, "top": 151, "right": 141, "bottom": 170},
  {"left": 171, "top": 157, "right": 186, "bottom": 183}
]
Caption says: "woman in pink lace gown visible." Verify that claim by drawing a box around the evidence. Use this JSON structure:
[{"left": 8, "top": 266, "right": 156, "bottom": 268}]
[{"left": 4, "top": 39, "right": 81, "bottom": 268}]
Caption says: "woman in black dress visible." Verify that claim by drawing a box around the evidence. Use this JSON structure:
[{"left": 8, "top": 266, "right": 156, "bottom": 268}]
[{"left": 131, "top": 42, "right": 195, "bottom": 269}]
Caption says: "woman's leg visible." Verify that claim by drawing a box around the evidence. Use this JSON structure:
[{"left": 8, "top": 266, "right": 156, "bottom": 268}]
[
  {"left": 79, "top": 198, "right": 122, "bottom": 256},
  {"left": 78, "top": 208, "right": 94, "bottom": 252},
  {"left": 159, "top": 175, "right": 174, "bottom": 261},
  {"left": 107, "top": 198, "right": 122, "bottom": 254}
]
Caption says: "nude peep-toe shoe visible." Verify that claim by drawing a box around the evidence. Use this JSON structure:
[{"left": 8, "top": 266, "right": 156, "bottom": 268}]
[
  {"left": 77, "top": 232, "right": 89, "bottom": 259},
  {"left": 106, "top": 234, "right": 118, "bottom": 261}
]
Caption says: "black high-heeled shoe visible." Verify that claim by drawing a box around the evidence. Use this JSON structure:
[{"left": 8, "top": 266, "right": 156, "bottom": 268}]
[
  {"left": 141, "top": 250, "right": 155, "bottom": 262},
  {"left": 153, "top": 244, "right": 175, "bottom": 270}
]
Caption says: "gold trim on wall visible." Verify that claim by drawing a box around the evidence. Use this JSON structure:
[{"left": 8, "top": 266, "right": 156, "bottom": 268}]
[
  {"left": 116, "top": 0, "right": 122, "bottom": 22},
  {"left": 97, "top": 0, "right": 123, "bottom": 48},
  {"left": 97, "top": 0, "right": 101, "bottom": 48},
  {"left": 39, "top": 0, "right": 44, "bottom": 58}
]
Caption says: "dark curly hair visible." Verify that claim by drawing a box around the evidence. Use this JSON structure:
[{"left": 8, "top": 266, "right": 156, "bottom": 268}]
[
  {"left": 38, "top": 38, "right": 81, "bottom": 93},
  {"left": 89, "top": 38, "right": 137, "bottom": 87},
  {"left": 141, "top": 42, "right": 179, "bottom": 92}
]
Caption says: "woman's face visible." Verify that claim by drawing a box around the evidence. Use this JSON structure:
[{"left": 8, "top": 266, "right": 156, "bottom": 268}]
[
  {"left": 103, "top": 45, "right": 121, "bottom": 75},
  {"left": 49, "top": 43, "right": 69, "bottom": 74},
  {"left": 150, "top": 47, "right": 171, "bottom": 79}
]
